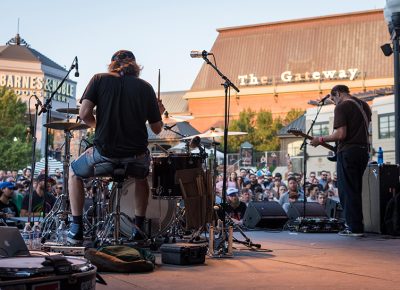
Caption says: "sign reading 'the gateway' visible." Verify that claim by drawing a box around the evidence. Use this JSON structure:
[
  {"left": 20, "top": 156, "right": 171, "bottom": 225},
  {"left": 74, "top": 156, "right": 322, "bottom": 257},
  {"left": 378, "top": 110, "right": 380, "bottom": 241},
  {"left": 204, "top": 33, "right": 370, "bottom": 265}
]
[{"left": 238, "top": 68, "right": 359, "bottom": 86}]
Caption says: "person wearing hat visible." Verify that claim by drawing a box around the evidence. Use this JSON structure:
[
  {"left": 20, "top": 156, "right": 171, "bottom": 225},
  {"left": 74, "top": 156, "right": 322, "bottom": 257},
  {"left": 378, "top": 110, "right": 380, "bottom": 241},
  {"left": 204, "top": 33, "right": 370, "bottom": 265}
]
[
  {"left": 20, "top": 174, "right": 56, "bottom": 217},
  {"left": 224, "top": 187, "right": 247, "bottom": 225},
  {"left": 0, "top": 182, "right": 19, "bottom": 218},
  {"left": 67, "top": 49, "right": 165, "bottom": 245}
]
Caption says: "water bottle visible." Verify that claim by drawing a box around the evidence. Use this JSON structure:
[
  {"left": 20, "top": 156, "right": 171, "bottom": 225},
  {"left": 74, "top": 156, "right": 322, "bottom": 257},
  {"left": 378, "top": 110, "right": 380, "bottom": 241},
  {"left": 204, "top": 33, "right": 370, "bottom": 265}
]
[
  {"left": 22, "top": 222, "right": 32, "bottom": 250},
  {"left": 377, "top": 147, "right": 384, "bottom": 165},
  {"left": 57, "top": 221, "right": 68, "bottom": 244},
  {"left": 32, "top": 222, "right": 42, "bottom": 250}
]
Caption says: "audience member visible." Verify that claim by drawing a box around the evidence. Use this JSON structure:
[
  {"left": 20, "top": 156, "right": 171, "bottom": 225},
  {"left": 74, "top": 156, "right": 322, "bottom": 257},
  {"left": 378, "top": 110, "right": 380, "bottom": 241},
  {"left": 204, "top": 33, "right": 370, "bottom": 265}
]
[
  {"left": 224, "top": 187, "right": 247, "bottom": 225},
  {"left": 279, "top": 176, "right": 304, "bottom": 206},
  {"left": 307, "top": 184, "right": 320, "bottom": 203},
  {"left": 0, "top": 182, "right": 19, "bottom": 217}
]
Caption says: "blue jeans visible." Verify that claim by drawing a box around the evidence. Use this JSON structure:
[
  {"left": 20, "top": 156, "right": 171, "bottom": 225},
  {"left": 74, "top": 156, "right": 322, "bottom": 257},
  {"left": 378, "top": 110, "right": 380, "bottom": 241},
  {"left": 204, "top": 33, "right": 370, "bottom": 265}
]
[{"left": 71, "top": 147, "right": 150, "bottom": 179}]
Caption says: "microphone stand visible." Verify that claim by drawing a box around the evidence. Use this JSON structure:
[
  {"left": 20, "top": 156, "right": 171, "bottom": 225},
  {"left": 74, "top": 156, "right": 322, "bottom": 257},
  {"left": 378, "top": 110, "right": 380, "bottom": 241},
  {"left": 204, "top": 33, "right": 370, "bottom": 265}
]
[
  {"left": 200, "top": 53, "right": 241, "bottom": 256},
  {"left": 38, "top": 57, "right": 77, "bottom": 219},
  {"left": 300, "top": 101, "right": 325, "bottom": 221},
  {"left": 27, "top": 95, "right": 43, "bottom": 224}
]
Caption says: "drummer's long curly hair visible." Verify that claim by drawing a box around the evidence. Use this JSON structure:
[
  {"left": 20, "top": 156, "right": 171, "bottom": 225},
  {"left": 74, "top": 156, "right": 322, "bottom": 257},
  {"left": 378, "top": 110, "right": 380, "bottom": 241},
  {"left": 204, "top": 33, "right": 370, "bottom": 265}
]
[{"left": 108, "top": 58, "right": 142, "bottom": 77}]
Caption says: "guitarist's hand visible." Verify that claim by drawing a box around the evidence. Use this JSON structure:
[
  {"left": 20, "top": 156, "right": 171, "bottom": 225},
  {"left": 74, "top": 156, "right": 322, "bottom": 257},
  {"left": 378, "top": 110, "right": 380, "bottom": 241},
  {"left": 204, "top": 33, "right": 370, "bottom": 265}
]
[{"left": 310, "top": 137, "right": 322, "bottom": 147}]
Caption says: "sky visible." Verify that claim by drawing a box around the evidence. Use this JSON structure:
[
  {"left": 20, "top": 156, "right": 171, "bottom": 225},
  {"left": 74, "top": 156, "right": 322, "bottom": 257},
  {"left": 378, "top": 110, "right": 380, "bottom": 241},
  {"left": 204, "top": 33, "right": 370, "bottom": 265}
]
[{"left": 0, "top": 0, "right": 386, "bottom": 99}]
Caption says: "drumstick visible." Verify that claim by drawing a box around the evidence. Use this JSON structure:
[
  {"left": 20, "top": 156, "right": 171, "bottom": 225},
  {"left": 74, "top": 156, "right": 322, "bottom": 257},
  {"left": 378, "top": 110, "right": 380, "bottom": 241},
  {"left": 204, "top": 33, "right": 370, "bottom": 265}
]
[{"left": 157, "top": 69, "right": 161, "bottom": 101}]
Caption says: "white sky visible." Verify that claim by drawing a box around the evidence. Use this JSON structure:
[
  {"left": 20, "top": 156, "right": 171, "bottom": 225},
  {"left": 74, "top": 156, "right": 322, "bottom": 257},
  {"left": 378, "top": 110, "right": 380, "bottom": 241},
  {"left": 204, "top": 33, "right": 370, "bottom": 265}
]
[{"left": 0, "top": 0, "right": 386, "bottom": 99}]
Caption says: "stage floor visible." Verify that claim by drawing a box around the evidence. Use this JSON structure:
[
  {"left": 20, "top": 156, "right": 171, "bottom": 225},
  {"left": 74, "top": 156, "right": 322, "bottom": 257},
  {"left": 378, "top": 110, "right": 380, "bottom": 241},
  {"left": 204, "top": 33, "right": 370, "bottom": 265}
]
[{"left": 97, "top": 230, "right": 400, "bottom": 290}]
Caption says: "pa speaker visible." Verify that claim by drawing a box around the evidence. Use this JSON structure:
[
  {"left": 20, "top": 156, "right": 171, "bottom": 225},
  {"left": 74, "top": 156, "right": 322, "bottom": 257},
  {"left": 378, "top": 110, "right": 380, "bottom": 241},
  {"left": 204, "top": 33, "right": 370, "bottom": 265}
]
[
  {"left": 243, "top": 201, "right": 288, "bottom": 229},
  {"left": 362, "top": 164, "right": 399, "bottom": 234},
  {"left": 287, "top": 202, "right": 328, "bottom": 220}
]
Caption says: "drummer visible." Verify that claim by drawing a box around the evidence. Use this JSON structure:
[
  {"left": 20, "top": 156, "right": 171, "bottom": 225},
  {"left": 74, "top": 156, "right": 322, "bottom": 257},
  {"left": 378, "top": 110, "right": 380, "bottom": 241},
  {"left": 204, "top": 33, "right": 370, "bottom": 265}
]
[{"left": 67, "top": 50, "right": 165, "bottom": 245}]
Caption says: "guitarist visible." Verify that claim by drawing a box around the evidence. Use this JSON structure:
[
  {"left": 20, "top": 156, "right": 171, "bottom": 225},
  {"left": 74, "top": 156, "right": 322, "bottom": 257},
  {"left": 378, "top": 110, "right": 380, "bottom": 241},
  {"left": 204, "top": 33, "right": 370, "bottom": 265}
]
[{"left": 310, "top": 85, "right": 371, "bottom": 237}]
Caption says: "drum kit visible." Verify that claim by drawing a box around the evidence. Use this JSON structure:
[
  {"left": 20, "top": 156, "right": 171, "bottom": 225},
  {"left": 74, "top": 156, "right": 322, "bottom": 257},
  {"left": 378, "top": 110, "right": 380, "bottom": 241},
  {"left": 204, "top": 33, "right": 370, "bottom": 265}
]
[{"left": 38, "top": 106, "right": 251, "bottom": 249}]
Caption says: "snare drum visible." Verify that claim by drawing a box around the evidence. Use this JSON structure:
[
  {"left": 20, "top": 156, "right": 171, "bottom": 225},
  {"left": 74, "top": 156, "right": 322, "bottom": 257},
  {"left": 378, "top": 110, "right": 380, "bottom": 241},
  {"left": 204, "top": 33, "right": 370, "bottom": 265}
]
[
  {"left": 151, "top": 154, "right": 203, "bottom": 198},
  {"left": 110, "top": 178, "right": 176, "bottom": 238},
  {"left": 0, "top": 256, "right": 96, "bottom": 290}
]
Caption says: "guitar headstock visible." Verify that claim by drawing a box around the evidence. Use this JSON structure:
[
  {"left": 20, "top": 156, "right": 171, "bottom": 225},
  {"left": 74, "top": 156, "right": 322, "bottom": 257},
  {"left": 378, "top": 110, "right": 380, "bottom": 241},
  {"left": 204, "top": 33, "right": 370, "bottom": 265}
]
[{"left": 287, "top": 128, "right": 303, "bottom": 136}]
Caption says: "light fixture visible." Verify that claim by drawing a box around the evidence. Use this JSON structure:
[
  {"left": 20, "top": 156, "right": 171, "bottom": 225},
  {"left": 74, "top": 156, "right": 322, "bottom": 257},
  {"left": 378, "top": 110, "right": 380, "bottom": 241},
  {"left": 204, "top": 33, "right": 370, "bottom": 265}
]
[{"left": 381, "top": 43, "right": 393, "bottom": 56}]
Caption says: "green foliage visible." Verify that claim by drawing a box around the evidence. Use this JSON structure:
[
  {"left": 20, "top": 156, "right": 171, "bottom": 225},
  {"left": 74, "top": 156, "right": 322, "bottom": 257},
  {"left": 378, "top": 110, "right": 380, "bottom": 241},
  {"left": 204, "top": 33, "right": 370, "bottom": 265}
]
[
  {"left": 283, "top": 108, "right": 305, "bottom": 126},
  {"left": 0, "top": 87, "right": 32, "bottom": 170},
  {"left": 223, "top": 108, "right": 304, "bottom": 153}
]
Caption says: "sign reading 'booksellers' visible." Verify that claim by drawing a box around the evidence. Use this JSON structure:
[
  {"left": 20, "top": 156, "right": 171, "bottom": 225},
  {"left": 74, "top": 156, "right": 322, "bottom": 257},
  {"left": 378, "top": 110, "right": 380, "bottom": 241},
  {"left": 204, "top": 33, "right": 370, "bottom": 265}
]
[{"left": 238, "top": 68, "right": 359, "bottom": 86}]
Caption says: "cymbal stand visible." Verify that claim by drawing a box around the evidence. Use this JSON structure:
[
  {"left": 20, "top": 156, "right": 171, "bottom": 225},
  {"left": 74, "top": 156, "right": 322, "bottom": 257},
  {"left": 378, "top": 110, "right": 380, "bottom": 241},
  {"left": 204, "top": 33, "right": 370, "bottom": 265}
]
[{"left": 41, "top": 128, "right": 73, "bottom": 242}]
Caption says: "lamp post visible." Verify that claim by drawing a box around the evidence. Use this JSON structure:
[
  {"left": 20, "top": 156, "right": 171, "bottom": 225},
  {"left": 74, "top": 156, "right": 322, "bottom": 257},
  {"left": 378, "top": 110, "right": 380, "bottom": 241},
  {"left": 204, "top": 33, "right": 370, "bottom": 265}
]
[{"left": 384, "top": 0, "right": 400, "bottom": 164}]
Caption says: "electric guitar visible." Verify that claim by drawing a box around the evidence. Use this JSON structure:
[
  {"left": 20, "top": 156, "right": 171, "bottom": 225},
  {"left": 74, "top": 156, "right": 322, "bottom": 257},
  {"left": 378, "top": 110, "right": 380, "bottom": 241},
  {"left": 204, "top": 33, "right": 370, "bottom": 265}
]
[{"left": 287, "top": 128, "right": 337, "bottom": 162}]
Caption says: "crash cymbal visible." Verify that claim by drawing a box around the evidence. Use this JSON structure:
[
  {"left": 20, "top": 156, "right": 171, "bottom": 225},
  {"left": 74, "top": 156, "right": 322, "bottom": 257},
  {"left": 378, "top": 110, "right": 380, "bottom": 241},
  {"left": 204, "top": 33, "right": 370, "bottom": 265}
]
[
  {"left": 162, "top": 112, "right": 194, "bottom": 124},
  {"left": 181, "top": 127, "right": 247, "bottom": 139},
  {"left": 56, "top": 107, "right": 80, "bottom": 114},
  {"left": 44, "top": 121, "right": 90, "bottom": 131}
]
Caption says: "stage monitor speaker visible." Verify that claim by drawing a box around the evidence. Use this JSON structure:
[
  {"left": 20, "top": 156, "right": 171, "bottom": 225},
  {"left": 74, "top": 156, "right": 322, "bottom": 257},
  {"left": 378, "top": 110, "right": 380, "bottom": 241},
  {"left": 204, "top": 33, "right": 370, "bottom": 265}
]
[
  {"left": 287, "top": 202, "right": 328, "bottom": 220},
  {"left": 362, "top": 164, "right": 399, "bottom": 234},
  {"left": 243, "top": 201, "right": 288, "bottom": 229}
]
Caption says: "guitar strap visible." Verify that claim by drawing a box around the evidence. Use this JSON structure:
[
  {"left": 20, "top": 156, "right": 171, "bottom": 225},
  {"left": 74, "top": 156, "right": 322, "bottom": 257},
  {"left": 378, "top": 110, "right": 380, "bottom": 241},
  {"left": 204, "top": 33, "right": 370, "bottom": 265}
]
[{"left": 344, "top": 98, "right": 370, "bottom": 149}]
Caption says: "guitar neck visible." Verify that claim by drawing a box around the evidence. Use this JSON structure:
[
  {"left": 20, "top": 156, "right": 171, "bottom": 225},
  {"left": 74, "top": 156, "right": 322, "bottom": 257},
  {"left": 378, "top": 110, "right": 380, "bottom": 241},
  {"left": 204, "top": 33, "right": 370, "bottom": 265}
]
[{"left": 289, "top": 131, "right": 335, "bottom": 151}]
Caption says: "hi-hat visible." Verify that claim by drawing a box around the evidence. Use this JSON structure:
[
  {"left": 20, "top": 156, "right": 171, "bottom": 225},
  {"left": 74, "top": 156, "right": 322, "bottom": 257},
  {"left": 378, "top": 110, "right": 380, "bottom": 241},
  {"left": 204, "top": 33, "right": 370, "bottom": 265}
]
[
  {"left": 44, "top": 121, "right": 90, "bottom": 131},
  {"left": 162, "top": 111, "right": 194, "bottom": 124},
  {"left": 56, "top": 107, "right": 80, "bottom": 114},
  {"left": 181, "top": 127, "right": 247, "bottom": 139}
]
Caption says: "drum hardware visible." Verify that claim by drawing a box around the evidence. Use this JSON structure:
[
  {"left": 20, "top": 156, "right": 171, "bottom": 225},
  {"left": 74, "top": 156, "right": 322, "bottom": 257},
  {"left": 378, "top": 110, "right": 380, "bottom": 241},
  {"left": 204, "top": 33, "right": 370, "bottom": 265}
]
[
  {"left": 41, "top": 121, "right": 89, "bottom": 242},
  {"left": 92, "top": 162, "right": 150, "bottom": 246}
]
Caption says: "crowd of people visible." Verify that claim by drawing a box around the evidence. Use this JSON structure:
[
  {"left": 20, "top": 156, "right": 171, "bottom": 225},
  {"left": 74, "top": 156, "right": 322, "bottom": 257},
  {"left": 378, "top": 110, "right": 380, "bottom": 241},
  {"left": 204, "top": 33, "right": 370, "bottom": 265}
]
[
  {"left": 215, "top": 168, "right": 343, "bottom": 225},
  {"left": 0, "top": 168, "right": 64, "bottom": 220}
]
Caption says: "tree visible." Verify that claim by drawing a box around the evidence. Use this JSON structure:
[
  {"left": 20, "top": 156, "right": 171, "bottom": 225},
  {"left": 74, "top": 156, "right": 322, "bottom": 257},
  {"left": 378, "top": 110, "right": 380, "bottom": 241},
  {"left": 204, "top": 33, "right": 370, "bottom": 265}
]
[
  {"left": 0, "top": 87, "right": 32, "bottom": 170},
  {"left": 223, "top": 108, "right": 305, "bottom": 153}
]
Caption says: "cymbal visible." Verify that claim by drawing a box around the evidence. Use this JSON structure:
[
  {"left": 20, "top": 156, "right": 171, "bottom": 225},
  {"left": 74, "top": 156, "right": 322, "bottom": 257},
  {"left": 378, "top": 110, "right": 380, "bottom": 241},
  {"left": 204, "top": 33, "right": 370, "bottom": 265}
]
[
  {"left": 44, "top": 121, "right": 90, "bottom": 131},
  {"left": 181, "top": 127, "right": 247, "bottom": 139},
  {"left": 162, "top": 114, "right": 194, "bottom": 124},
  {"left": 56, "top": 107, "right": 80, "bottom": 114}
]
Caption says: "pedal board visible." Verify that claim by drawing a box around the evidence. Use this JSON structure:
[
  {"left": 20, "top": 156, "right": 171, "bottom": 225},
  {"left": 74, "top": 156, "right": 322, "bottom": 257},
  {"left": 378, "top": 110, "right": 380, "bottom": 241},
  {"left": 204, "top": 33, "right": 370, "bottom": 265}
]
[
  {"left": 42, "top": 242, "right": 85, "bottom": 256},
  {"left": 288, "top": 217, "right": 345, "bottom": 233}
]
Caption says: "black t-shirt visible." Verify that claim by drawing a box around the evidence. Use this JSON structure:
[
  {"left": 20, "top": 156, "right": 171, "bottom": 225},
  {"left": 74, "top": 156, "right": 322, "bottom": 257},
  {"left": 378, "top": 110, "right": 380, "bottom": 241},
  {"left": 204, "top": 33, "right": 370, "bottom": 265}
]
[
  {"left": 225, "top": 201, "right": 247, "bottom": 220},
  {"left": 21, "top": 191, "right": 56, "bottom": 213},
  {"left": 333, "top": 96, "right": 371, "bottom": 152},
  {"left": 81, "top": 73, "right": 162, "bottom": 158},
  {"left": 0, "top": 200, "right": 19, "bottom": 217}
]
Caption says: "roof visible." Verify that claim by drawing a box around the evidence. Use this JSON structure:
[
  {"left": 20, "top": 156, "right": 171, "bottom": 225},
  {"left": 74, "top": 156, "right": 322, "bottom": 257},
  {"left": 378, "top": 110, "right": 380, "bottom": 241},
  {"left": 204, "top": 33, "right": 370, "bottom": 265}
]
[
  {"left": 0, "top": 41, "right": 66, "bottom": 71},
  {"left": 147, "top": 122, "right": 200, "bottom": 141},
  {"left": 160, "top": 91, "right": 188, "bottom": 113},
  {"left": 278, "top": 114, "right": 305, "bottom": 136},
  {"left": 191, "top": 9, "right": 391, "bottom": 91}
]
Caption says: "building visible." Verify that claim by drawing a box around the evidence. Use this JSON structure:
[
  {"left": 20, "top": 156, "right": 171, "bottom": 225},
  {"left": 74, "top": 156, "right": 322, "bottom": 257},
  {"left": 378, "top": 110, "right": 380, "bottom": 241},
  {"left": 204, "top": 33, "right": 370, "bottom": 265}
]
[
  {"left": 184, "top": 9, "right": 391, "bottom": 130},
  {"left": 183, "top": 9, "right": 395, "bottom": 173},
  {"left": 0, "top": 33, "right": 79, "bottom": 159}
]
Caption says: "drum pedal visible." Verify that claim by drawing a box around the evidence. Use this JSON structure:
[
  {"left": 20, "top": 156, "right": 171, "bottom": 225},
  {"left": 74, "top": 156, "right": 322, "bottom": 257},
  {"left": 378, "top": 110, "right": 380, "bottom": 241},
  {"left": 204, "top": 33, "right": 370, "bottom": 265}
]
[{"left": 46, "top": 245, "right": 86, "bottom": 256}]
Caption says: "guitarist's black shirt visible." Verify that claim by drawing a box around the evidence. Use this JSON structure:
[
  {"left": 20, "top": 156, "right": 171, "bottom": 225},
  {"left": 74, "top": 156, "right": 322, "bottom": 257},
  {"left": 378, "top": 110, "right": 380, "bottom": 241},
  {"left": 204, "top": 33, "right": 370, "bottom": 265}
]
[{"left": 333, "top": 96, "right": 371, "bottom": 152}]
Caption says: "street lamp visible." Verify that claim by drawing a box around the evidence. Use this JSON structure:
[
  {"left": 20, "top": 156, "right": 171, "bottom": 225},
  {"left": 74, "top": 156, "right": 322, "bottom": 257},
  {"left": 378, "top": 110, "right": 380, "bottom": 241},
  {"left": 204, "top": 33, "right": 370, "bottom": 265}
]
[{"left": 384, "top": 0, "right": 400, "bottom": 164}]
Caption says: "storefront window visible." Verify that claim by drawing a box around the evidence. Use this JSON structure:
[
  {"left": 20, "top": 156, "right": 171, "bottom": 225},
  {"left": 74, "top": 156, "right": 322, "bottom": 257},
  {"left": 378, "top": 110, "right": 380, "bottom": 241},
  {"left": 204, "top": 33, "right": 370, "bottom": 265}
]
[
  {"left": 312, "top": 122, "right": 329, "bottom": 137},
  {"left": 378, "top": 113, "right": 395, "bottom": 139}
]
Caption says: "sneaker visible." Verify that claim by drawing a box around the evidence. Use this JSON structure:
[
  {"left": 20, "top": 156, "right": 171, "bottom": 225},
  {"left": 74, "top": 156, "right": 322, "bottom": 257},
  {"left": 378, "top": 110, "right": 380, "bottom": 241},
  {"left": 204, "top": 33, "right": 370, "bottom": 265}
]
[
  {"left": 338, "top": 229, "right": 364, "bottom": 237},
  {"left": 67, "top": 223, "right": 84, "bottom": 245}
]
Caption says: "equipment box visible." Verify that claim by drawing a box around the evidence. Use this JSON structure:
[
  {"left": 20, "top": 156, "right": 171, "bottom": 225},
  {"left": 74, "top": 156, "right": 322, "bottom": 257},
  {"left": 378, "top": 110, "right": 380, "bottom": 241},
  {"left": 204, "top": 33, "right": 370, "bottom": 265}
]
[{"left": 160, "top": 243, "right": 207, "bottom": 265}]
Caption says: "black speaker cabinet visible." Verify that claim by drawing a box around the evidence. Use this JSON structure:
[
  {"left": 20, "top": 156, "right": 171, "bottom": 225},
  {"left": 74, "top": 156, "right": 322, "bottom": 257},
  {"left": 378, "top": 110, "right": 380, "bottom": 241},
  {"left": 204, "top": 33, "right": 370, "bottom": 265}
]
[
  {"left": 287, "top": 202, "right": 328, "bottom": 220},
  {"left": 362, "top": 164, "right": 399, "bottom": 234},
  {"left": 243, "top": 201, "right": 288, "bottom": 229}
]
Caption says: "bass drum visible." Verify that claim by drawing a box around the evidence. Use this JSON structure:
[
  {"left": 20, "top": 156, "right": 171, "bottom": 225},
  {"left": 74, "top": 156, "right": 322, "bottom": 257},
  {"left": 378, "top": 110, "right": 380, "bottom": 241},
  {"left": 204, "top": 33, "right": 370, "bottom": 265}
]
[{"left": 110, "top": 177, "right": 176, "bottom": 238}]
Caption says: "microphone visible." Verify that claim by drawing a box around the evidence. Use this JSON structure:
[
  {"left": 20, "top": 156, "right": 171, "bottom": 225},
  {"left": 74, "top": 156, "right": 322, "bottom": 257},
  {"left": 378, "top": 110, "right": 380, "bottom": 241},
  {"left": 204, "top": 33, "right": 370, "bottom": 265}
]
[
  {"left": 318, "top": 94, "right": 331, "bottom": 104},
  {"left": 190, "top": 50, "right": 213, "bottom": 58},
  {"left": 32, "top": 94, "right": 42, "bottom": 106},
  {"left": 189, "top": 136, "right": 201, "bottom": 148},
  {"left": 74, "top": 57, "right": 79, "bottom": 77}
]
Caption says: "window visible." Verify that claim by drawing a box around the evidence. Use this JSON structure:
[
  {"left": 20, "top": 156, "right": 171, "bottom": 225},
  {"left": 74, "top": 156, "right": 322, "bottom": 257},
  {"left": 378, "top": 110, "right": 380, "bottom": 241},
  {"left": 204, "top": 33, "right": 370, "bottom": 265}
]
[
  {"left": 378, "top": 113, "right": 395, "bottom": 139},
  {"left": 312, "top": 122, "right": 329, "bottom": 137}
]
